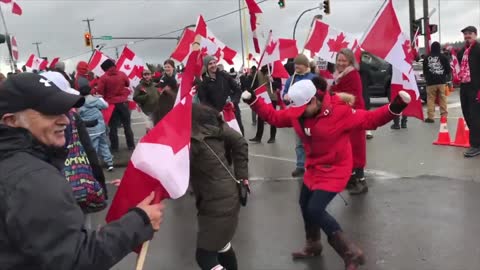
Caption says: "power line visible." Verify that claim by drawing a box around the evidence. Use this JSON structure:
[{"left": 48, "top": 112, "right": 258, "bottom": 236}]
[{"left": 62, "top": 0, "right": 269, "bottom": 61}]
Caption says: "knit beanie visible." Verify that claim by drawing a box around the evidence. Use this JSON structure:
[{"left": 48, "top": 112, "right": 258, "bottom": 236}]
[
  {"left": 294, "top": 54, "right": 309, "bottom": 67},
  {"left": 203, "top": 55, "right": 216, "bottom": 68}
]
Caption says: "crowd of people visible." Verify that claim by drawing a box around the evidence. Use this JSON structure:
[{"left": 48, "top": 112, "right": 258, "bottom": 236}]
[{"left": 0, "top": 24, "right": 477, "bottom": 270}]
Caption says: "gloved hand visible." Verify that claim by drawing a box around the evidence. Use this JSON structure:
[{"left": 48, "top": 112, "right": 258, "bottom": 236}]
[
  {"left": 241, "top": 90, "right": 257, "bottom": 105},
  {"left": 389, "top": 90, "right": 411, "bottom": 115}
]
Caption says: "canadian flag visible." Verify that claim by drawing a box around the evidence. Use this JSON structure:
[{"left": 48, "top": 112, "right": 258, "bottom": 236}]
[
  {"left": 258, "top": 32, "right": 298, "bottom": 67},
  {"left": 245, "top": 0, "right": 262, "bottom": 53},
  {"left": 361, "top": 0, "right": 423, "bottom": 120},
  {"left": 106, "top": 50, "right": 198, "bottom": 225},
  {"left": 271, "top": 60, "right": 290, "bottom": 79},
  {"left": 171, "top": 28, "right": 196, "bottom": 63},
  {"left": 0, "top": 0, "right": 22, "bottom": 15},
  {"left": 9, "top": 35, "right": 18, "bottom": 61},
  {"left": 117, "top": 46, "right": 145, "bottom": 88},
  {"left": 449, "top": 47, "right": 461, "bottom": 83},
  {"left": 222, "top": 103, "right": 242, "bottom": 134},
  {"left": 195, "top": 15, "right": 237, "bottom": 65},
  {"left": 255, "top": 84, "right": 271, "bottom": 104},
  {"left": 412, "top": 28, "right": 420, "bottom": 60},
  {"left": 49, "top": 57, "right": 60, "bottom": 69},
  {"left": 88, "top": 50, "right": 110, "bottom": 77},
  {"left": 25, "top": 54, "right": 47, "bottom": 71},
  {"left": 247, "top": 53, "right": 259, "bottom": 65},
  {"left": 305, "top": 20, "right": 359, "bottom": 64}
]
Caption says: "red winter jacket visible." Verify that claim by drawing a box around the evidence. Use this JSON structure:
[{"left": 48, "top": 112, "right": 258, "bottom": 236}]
[
  {"left": 95, "top": 68, "right": 130, "bottom": 104},
  {"left": 331, "top": 69, "right": 367, "bottom": 168},
  {"left": 251, "top": 92, "right": 394, "bottom": 192},
  {"left": 330, "top": 69, "right": 365, "bottom": 110}
]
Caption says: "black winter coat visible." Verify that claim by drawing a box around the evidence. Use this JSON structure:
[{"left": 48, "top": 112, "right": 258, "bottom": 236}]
[
  {"left": 0, "top": 125, "right": 153, "bottom": 270},
  {"left": 422, "top": 53, "right": 451, "bottom": 86},
  {"left": 198, "top": 71, "right": 241, "bottom": 111}
]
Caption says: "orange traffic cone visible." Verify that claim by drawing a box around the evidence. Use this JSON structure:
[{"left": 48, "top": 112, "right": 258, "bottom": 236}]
[
  {"left": 450, "top": 118, "right": 470, "bottom": 148},
  {"left": 433, "top": 116, "right": 451, "bottom": 145}
]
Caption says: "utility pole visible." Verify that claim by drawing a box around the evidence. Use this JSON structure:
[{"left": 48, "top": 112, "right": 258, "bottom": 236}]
[
  {"left": 82, "top": 18, "right": 95, "bottom": 53},
  {"left": 32, "top": 42, "right": 42, "bottom": 57},
  {"left": 423, "top": 0, "right": 430, "bottom": 54},
  {"left": 408, "top": 0, "right": 416, "bottom": 42},
  {"left": 438, "top": 0, "right": 441, "bottom": 44}
]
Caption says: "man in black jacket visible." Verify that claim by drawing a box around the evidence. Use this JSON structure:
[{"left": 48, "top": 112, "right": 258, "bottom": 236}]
[
  {"left": 423, "top": 41, "right": 451, "bottom": 123},
  {"left": 0, "top": 73, "right": 165, "bottom": 269},
  {"left": 198, "top": 55, "right": 244, "bottom": 135},
  {"left": 458, "top": 26, "right": 480, "bottom": 157}
]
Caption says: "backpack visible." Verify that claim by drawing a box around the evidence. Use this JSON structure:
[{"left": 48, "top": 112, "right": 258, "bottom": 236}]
[{"left": 62, "top": 112, "right": 107, "bottom": 213}]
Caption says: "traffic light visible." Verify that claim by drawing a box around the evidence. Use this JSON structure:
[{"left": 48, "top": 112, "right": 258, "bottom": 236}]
[
  {"left": 428, "top": 24, "right": 438, "bottom": 34},
  {"left": 278, "top": 0, "right": 285, "bottom": 9},
  {"left": 323, "top": 0, "right": 330, "bottom": 15},
  {"left": 84, "top": 32, "right": 92, "bottom": 47},
  {"left": 411, "top": 19, "right": 423, "bottom": 36}
]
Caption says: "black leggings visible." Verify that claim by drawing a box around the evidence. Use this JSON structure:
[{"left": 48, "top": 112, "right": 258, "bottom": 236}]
[
  {"left": 299, "top": 184, "right": 342, "bottom": 238},
  {"left": 109, "top": 102, "right": 134, "bottom": 149},
  {"left": 196, "top": 246, "right": 237, "bottom": 270}
]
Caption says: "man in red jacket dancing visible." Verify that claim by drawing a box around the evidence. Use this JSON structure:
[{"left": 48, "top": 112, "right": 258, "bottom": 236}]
[
  {"left": 95, "top": 59, "right": 135, "bottom": 151},
  {"left": 242, "top": 77, "right": 411, "bottom": 270}
]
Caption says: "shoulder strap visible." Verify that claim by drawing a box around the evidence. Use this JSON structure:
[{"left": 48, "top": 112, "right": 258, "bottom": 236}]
[{"left": 202, "top": 140, "right": 240, "bottom": 184}]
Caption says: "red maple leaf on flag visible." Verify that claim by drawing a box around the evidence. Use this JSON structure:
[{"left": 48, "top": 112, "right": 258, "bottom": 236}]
[
  {"left": 200, "top": 46, "right": 208, "bottom": 56},
  {"left": 265, "top": 40, "right": 278, "bottom": 55},
  {"left": 208, "top": 36, "right": 215, "bottom": 43},
  {"left": 402, "top": 73, "right": 410, "bottom": 82},
  {"left": 327, "top": 33, "right": 350, "bottom": 57},
  {"left": 124, "top": 64, "right": 131, "bottom": 70},
  {"left": 213, "top": 48, "right": 222, "bottom": 60},
  {"left": 402, "top": 40, "right": 414, "bottom": 65}
]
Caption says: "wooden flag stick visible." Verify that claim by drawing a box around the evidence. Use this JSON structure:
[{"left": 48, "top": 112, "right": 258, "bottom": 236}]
[{"left": 135, "top": 241, "right": 150, "bottom": 270}]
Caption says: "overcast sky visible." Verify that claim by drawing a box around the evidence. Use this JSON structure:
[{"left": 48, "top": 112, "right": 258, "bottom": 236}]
[{"left": 1, "top": 0, "right": 479, "bottom": 72}]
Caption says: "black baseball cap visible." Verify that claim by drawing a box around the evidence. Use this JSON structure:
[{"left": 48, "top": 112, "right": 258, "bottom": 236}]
[
  {"left": 0, "top": 72, "right": 85, "bottom": 117},
  {"left": 461, "top": 26, "right": 477, "bottom": 34}
]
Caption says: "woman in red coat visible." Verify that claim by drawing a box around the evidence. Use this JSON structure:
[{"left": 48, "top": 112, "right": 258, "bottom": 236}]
[
  {"left": 330, "top": 48, "right": 368, "bottom": 195},
  {"left": 242, "top": 77, "right": 411, "bottom": 270}
]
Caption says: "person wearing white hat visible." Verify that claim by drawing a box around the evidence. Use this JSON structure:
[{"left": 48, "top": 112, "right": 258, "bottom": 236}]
[{"left": 242, "top": 76, "right": 411, "bottom": 270}]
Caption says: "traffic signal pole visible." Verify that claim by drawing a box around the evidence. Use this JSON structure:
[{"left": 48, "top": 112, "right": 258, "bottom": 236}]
[
  {"left": 423, "top": 0, "right": 430, "bottom": 54},
  {"left": 82, "top": 18, "right": 95, "bottom": 53},
  {"left": 0, "top": 5, "right": 15, "bottom": 71},
  {"left": 408, "top": 0, "right": 416, "bottom": 42}
]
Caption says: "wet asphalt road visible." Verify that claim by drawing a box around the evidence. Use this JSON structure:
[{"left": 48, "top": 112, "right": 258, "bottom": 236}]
[{"left": 93, "top": 90, "right": 480, "bottom": 269}]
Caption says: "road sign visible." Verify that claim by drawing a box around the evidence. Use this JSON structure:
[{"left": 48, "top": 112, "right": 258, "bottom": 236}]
[{"left": 101, "top": 36, "right": 113, "bottom": 40}]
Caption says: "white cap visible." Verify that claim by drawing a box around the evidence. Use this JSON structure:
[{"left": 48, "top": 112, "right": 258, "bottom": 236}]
[
  {"left": 288, "top": 79, "right": 316, "bottom": 107},
  {"left": 40, "top": 71, "right": 79, "bottom": 95}
]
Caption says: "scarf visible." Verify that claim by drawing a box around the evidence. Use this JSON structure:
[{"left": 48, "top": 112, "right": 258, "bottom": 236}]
[
  {"left": 459, "top": 42, "right": 475, "bottom": 83},
  {"left": 333, "top": 66, "right": 355, "bottom": 85}
]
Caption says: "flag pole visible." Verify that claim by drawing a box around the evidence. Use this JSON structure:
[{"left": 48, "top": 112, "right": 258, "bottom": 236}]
[
  {"left": 241, "top": 1, "right": 251, "bottom": 68},
  {"left": 0, "top": 5, "right": 15, "bottom": 72},
  {"left": 250, "top": 30, "right": 272, "bottom": 89},
  {"left": 266, "top": 63, "right": 273, "bottom": 91},
  {"left": 135, "top": 241, "right": 150, "bottom": 270},
  {"left": 359, "top": 0, "right": 389, "bottom": 44},
  {"left": 238, "top": 0, "right": 246, "bottom": 69}
]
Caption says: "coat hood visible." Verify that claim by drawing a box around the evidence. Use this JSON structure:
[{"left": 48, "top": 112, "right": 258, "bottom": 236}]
[
  {"left": 76, "top": 61, "right": 89, "bottom": 76},
  {"left": 431, "top": 41, "right": 441, "bottom": 55},
  {"left": 0, "top": 125, "right": 66, "bottom": 169}
]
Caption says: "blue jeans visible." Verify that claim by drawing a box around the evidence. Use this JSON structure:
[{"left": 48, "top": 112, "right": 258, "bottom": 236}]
[
  {"left": 299, "top": 184, "right": 342, "bottom": 238},
  {"left": 295, "top": 135, "right": 305, "bottom": 169},
  {"left": 90, "top": 132, "right": 113, "bottom": 166}
]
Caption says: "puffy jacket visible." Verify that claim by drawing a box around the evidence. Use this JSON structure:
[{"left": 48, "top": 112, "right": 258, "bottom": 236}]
[
  {"left": 133, "top": 79, "right": 160, "bottom": 115},
  {"left": 282, "top": 72, "right": 316, "bottom": 98},
  {"left": 78, "top": 95, "right": 108, "bottom": 136},
  {"left": 0, "top": 125, "right": 153, "bottom": 270},
  {"left": 95, "top": 67, "right": 130, "bottom": 104},
  {"left": 190, "top": 123, "right": 248, "bottom": 250},
  {"left": 251, "top": 92, "right": 394, "bottom": 192}
]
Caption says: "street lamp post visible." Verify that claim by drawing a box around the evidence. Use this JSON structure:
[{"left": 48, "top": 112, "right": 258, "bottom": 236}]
[{"left": 293, "top": 6, "right": 321, "bottom": 40}]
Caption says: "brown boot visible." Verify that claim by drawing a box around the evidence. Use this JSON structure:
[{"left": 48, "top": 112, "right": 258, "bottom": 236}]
[
  {"left": 292, "top": 228, "right": 322, "bottom": 259},
  {"left": 328, "top": 231, "right": 365, "bottom": 270}
]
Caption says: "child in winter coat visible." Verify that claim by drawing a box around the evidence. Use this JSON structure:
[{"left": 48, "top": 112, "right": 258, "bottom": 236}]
[{"left": 78, "top": 85, "right": 114, "bottom": 171}]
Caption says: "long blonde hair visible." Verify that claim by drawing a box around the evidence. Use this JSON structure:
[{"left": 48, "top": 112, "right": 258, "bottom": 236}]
[{"left": 336, "top": 48, "right": 359, "bottom": 70}]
